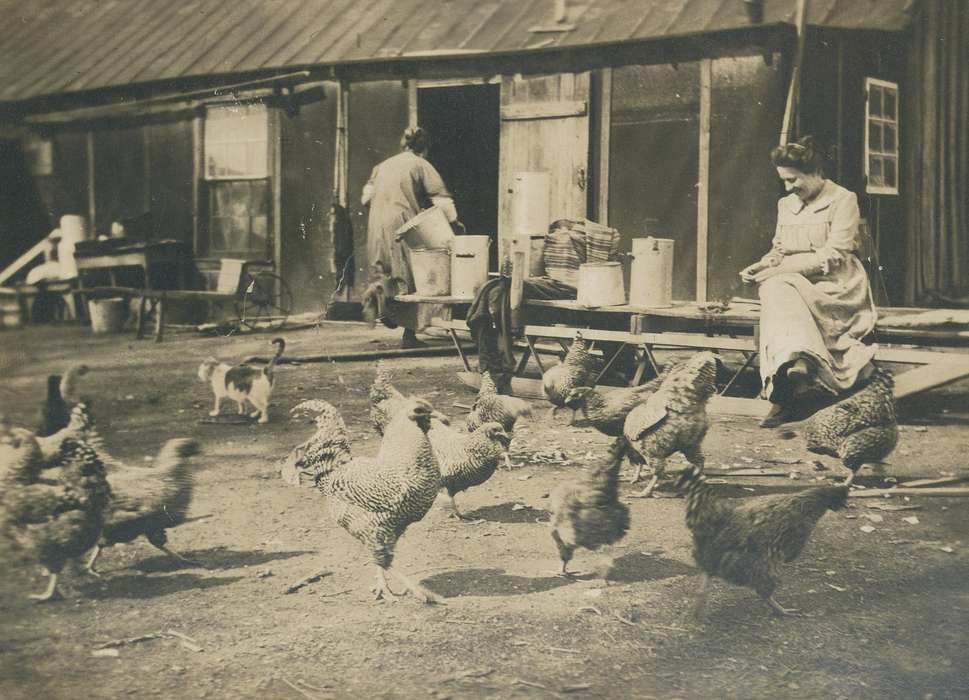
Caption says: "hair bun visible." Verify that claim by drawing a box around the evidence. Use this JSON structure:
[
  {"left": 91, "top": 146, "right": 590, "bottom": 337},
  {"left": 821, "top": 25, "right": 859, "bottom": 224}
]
[{"left": 402, "top": 126, "right": 428, "bottom": 152}]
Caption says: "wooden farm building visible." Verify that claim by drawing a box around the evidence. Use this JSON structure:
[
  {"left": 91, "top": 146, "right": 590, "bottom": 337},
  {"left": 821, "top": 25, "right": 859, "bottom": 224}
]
[{"left": 0, "top": 0, "right": 965, "bottom": 316}]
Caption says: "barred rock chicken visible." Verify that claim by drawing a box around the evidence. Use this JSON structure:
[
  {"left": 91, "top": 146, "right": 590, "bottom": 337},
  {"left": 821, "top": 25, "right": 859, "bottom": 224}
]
[
  {"left": 85, "top": 438, "right": 202, "bottom": 574},
  {"left": 0, "top": 427, "right": 110, "bottom": 601},
  {"left": 429, "top": 419, "right": 510, "bottom": 520},
  {"left": 35, "top": 401, "right": 114, "bottom": 468},
  {"left": 466, "top": 371, "right": 532, "bottom": 467},
  {"left": 781, "top": 366, "right": 898, "bottom": 485},
  {"left": 563, "top": 365, "right": 674, "bottom": 437},
  {"left": 542, "top": 331, "right": 596, "bottom": 421},
  {"left": 549, "top": 437, "right": 630, "bottom": 576},
  {"left": 623, "top": 352, "right": 718, "bottom": 498},
  {"left": 319, "top": 398, "right": 444, "bottom": 604},
  {"left": 369, "top": 360, "right": 407, "bottom": 435},
  {"left": 282, "top": 400, "right": 353, "bottom": 486},
  {"left": 677, "top": 464, "right": 849, "bottom": 617},
  {"left": 37, "top": 363, "right": 89, "bottom": 437}
]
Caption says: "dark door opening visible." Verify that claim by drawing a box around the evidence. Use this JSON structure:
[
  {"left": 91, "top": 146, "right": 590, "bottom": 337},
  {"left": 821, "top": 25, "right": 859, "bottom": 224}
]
[{"left": 417, "top": 84, "right": 500, "bottom": 270}]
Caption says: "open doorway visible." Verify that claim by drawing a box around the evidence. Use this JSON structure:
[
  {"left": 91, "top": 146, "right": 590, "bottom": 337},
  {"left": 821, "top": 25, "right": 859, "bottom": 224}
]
[{"left": 417, "top": 83, "right": 500, "bottom": 270}]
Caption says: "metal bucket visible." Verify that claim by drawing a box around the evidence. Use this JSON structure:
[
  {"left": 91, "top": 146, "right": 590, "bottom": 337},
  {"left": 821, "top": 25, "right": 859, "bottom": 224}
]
[
  {"left": 450, "top": 235, "right": 491, "bottom": 298},
  {"left": 629, "top": 237, "right": 674, "bottom": 308},
  {"left": 395, "top": 206, "right": 454, "bottom": 251},
  {"left": 410, "top": 248, "right": 451, "bottom": 296},
  {"left": 88, "top": 297, "right": 126, "bottom": 333},
  {"left": 510, "top": 171, "right": 550, "bottom": 236},
  {"left": 577, "top": 262, "right": 626, "bottom": 307}
]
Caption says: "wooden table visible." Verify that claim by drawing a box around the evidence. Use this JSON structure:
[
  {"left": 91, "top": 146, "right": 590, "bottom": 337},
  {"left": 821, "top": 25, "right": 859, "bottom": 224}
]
[{"left": 74, "top": 240, "right": 186, "bottom": 293}]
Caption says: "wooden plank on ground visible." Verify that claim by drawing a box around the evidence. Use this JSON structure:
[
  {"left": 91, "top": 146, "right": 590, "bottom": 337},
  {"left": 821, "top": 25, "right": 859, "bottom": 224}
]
[
  {"left": 893, "top": 360, "right": 969, "bottom": 399},
  {"left": 849, "top": 487, "right": 969, "bottom": 498}
]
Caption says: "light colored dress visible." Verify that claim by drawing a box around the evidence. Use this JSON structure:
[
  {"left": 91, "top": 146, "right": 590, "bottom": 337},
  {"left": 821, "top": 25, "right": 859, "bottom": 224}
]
[{"left": 758, "top": 180, "right": 877, "bottom": 401}]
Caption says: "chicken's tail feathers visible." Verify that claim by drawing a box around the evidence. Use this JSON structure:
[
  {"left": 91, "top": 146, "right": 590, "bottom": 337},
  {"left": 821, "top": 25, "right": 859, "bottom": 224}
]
[{"left": 814, "top": 484, "right": 850, "bottom": 512}]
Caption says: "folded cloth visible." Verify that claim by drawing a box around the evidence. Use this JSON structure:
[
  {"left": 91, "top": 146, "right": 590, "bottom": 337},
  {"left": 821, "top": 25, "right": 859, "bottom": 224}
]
[{"left": 542, "top": 218, "right": 620, "bottom": 286}]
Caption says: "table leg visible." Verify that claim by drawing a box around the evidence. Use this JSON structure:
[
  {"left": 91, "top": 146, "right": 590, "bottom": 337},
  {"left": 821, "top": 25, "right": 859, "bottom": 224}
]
[
  {"left": 449, "top": 329, "right": 471, "bottom": 372},
  {"left": 136, "top": 295, "right": 148, "bottom": 339},
  {"left": 525, "top": 335, "right": 546, "bottom": 374},
  {"left": 592, "top": 342, "right": 628, "bottom": 387},
  {"left": 719, "top": 351, "right": 758, "bottom": 396},
  {"left": 154, "top": 296, "right": 166, "bottom": 342},
  {"left": 514, "top": 345, "right": 532, "bottom": 376}
]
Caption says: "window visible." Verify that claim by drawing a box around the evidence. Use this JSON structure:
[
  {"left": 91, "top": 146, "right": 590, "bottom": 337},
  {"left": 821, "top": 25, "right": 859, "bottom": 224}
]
[
  {"left": 24, "top": 133, "right": 53, "bottom": 176},
  {"left": 202, "top": 104, "right": 272, "bottom": 258},
  {"left": 864, "top": 78, "right": 899, "bottom": 195}
]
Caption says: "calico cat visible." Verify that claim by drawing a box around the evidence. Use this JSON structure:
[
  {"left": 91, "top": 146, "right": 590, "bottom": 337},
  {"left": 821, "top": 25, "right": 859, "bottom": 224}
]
[{"left": 197, "top": 338, "right": 285, "bottom": 424}]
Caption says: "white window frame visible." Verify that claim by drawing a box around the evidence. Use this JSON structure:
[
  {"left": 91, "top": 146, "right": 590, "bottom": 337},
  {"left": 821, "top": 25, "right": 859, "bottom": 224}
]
[
  {"left": 864, "top": 77, "right": 899, "bottom": 196},
  {"left": 203, "top": 103, "right": 269, "bottom": 181}
]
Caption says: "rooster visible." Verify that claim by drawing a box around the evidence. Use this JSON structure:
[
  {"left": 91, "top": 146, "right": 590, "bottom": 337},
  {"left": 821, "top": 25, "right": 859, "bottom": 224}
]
[
  {"left": 319, "top": 398, "right": 444, "bottom": 604},
  {"left": 0, "top": 427, "right": 110, "bottom": 601},
  {"left": 562, "top": 366, "right": 673, "bottom": 437},
  {"left": 465, "top": 371, "right": 531, "bottom": 468},
  {"left": 623, "top": 352, "right": 718, "bottom": 498},
  {"left": 780, "top": 366, "right": 898, "bottom": 485},
  {"left": 549, "top": 437, "right": 630, "bottom": 576},
  {"left": 84, "top": 439, "right": 203, "bottom": 575},
  {"left": 430, "top": 420, "right": 510, "bottom": 520},
  {"left": 677, "top": 464, "right": 849, "bottom": 617},
  {"left": 542, "top": 331, "right": 596, "bottom": 422},
  {"left": 282, "top": 400, "right": 353, "bottom": 487}
]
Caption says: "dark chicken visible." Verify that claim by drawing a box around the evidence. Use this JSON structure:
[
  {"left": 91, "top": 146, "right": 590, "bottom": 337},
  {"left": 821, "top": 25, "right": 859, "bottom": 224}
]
[
  {"left": 549, "top": 437, "right": 630, "bottom": 576},
  {"left": 677, "top": 464, "right": 849, "bottom": 617},
  {"left": 36, "top": 364, "right": 89, "bottom": 437},
  {"left": 0, "top": 427, "right": 110, "bottom": 601},
  {"left": 781, "top": 365, "right": 898, "bottom": 484},
  {"left": 623, "top": 353, "right": 718, "bottom": 497},
  {"left": 542, "top": 331, "right": 596, "bottom": 421}
]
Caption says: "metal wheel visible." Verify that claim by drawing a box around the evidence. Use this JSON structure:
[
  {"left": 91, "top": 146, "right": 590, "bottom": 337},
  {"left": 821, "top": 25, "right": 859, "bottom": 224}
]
[{"left": 235, "top": 271, "right": 293, "bottom": 331}]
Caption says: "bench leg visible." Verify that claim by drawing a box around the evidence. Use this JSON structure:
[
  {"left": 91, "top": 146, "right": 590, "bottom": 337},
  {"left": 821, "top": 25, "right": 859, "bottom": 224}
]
[
  {"left": 525, "top": 335, "right": 547, "bottom": 374},
  {"left": 592, "top": 342, "right": 628, "bottom": 387},
  {"left": 136, "top": 295, "right": 148, "bottom": 339},
  {"left": 514, "top": 345, "right": 532, "bottom": 376},
  {"left": 154, "top": 297, "right": 166, "bottom": 342},
  {"left": 449, "top": 329, "right": 471, "bottom": 372}
]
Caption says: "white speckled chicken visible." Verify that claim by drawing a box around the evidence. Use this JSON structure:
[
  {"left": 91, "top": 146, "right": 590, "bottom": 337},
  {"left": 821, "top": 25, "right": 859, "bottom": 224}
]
[
  {"left": 677, "top": 464, "right": 849, "bottom": 617},
  {"left": 549, "top": 437, "right": 630, "bottom": 576},
  {"left": 563, "top": 365, "right": 674, "bottom": 437},
  {"left": 321, "top": 398, "right": 444, "bottom": 603},
  {"left": 429, "top": 419, "right": 509, "bottom": 520},
  {"left": 0, "top": 427, "right": 110, "bottom": 601},
  {"left": 542, "top": 331, "right": 596, "bottom": 421},
  {"left": 782, "top": 366, "right": 898, "bottom": 484},
  {"left": 466, "top": 371, "right": 531, "bottom": 467},
  {"left": 282, "top": 400, "right": 353, "bottom": 486},
  {"left": 369, "top": 360, "right": 407, "bottom": 435},
  {"left": 623, "top": 352, "right": 718, "bottom": 498},
  {"left": 86, "top": 438, "right": 202, "bottom": 574}
]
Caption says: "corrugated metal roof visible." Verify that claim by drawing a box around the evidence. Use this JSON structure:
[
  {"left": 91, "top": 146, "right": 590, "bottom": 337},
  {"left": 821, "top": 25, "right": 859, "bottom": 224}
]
[{"left": 0, "top": 0, "right": 915, "bottom": 105}]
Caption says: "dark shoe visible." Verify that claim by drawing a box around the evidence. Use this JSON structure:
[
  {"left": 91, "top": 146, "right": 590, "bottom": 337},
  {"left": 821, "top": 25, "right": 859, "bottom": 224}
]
[
  {"left": 400, "top": 330, "right": 428, "bottom": 349},
  {"left": 759, "top": 402, "right": 791, "bottom": 428},
  {"left": 786, "top": 358, "right": 812, "bottom": 385}
]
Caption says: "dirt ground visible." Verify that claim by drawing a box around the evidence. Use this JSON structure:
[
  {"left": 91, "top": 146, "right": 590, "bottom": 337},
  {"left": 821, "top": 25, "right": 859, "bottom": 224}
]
[{"left": 1, "top": 322, "right": 967, "bottom": 700}]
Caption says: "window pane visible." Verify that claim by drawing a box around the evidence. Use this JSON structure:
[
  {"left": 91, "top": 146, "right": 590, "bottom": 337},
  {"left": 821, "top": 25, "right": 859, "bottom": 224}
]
[
  {"left": 206, "top": 180, "right": 270, "bottom": 256},
  {"left": 204, "top": 104, "right": 268, "bottom": 179},
  {"left": 869, "top": 87, "right": 882, "bottom": 118},
  {"left": 884, "top": 157, "right": 897, "bottom": 188},
  {"left": 883, "top": 124, "right": 897, "bottom": 153},
  {"left": 869, "top": 156, "right": 884, "bottom": 185},
  {"left": 868, "top": 122, "right": 882, "bottom": 152},
  {"left": 883, "top": 90, "right": 896, "bottom": 119}
]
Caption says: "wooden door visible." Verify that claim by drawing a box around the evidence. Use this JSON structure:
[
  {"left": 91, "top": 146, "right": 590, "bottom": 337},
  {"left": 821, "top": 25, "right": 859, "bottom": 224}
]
[{"left": 498, "top": 72, "right": 590, "bottom": 261}]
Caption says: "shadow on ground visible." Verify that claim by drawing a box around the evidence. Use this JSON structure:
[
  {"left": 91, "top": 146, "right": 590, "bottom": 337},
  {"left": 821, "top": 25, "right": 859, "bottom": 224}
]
[
  {"left": 85, "top": 573, "right": 244, "bottom": 600},
  {"left": 132, "top": 547, "right": 314, "bottom": 573},
  {"left": 422, "top": 567, "right": 573, "bottom": 598},
  {"left": 462, "top": 503, "right": 551, "bottom": 524}
]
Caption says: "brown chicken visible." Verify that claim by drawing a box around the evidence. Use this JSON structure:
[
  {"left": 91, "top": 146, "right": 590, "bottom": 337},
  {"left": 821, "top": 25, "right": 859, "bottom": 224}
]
[
  {"left": 563, "top": 366, "right": 673, "bottom": 437},
  {"left": 282, "top": 400, "right": 353, "bottom": 486},
  {"left": 677, "top": 464, "right": 849, "bottom": 617},
  {"left": 85, "top": 438, "right": 202, "bottom": 574},
  {"left": 781, "top": 366, "right": 898, "bottom": 485},
  {"left": 0, "top": 427, "right": 111, "bottom": 601},
  {"left": 321, "top": 398, "right": 444, "bottom": 604},
  {"left": 542, "top": 331, "right": 596, "bottom": 421},
  {"left": 429, "top": 419, "right": 510, "bottom": 520},
  {"left": 549, "top": 437, "right": 630, "bottom": 576},
  {"left": 465, "top": 371, "right": 531, "bottom": 467},
  {"left": 622, "top": 352, "right": 718, "bottom": 498}
]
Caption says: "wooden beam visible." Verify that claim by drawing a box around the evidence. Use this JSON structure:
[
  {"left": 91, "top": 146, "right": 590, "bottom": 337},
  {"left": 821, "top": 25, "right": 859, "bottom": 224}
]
[
  {"left": 696, "top": 58, "right": 711, "bottom": 303},
  {"left": 597, "top": 67, "right": 612, "bottom": 225},
  {"left": 500, "top": 100, "right": 587, "bottom": 120},
  {"left": 407, "top": 80, "right": 418, "bottom": 128},
  {"left": 0, "top": 238, "right": 51, "bottom": 285},
  {"left": 86, "top": 130, "right": 96, "bottom": 234},
  {"left": 779, "top": 0, "right": 808, "bottom": 145},
  {"left": 893, "top": 360, "right": 969, "bottom": 399}
]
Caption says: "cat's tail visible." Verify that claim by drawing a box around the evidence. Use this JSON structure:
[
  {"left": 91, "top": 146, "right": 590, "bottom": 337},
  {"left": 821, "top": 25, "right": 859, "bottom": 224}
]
[{"left": 263, "top": 338, "right": 286, "bottom": 384}]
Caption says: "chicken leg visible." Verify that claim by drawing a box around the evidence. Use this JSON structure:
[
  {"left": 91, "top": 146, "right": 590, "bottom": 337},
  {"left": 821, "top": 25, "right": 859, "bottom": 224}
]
[
  {"left": 628, "top": 457, "right": 666, "bottom": 498},
  {"left": 446, "top": 494, "right": 482, "bottom": 523},
  {"left": 29, "top": 568, "right": 61, "bottom": 602},
  {"left": 83, "top": 544, "right": 103, "bottom": 577},
  {"left": 766, "top": 596, "right": 799, "bottom": 617},
  {"left": 388, "top": 568, "right": 443, "bottom": 605},
  {"left": 373, "top": 567, "right": 405, "bottom": 601},
  {"left": 146, "top": 532, "right": 201, "bottom": 567}
]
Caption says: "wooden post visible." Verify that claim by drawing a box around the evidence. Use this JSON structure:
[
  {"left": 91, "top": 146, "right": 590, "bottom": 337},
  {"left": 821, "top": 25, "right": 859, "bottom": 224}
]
[
  {"left": 779, "top": 0, "right": 809, "bottom": 146},
  {"left": 407, "top": 80, "right": 418, "bottom": 128},
  {"left": 86, "top": 131, "right": 96, "bottom": 234},
  {"left": 597, "top": 67, "right": 612, "bottom": 224},
  {"left": 508, "top": 237, "right": 527, "bottom": 331},
  {"left": 696, "top": 59, "right": 711, "bottom": 303}
]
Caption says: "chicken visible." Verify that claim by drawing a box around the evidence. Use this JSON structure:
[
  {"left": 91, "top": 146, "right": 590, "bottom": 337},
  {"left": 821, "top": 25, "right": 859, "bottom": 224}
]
[
  {"left": 781, "top": 366, "right": 898, "bottom": 485},
  {"left": 542, "top": 331, "right": 596, "bottom": 421},
  {"left": 465, "top": 371, "right": 532, "bottom": 467},
  {"left": 623, "top": 352, "right": 718, "bottom": 498},
  {"left": 549, "top": 436, "right": 630, "bottom": 576},
  {"left": 563, "top": 366, "right": 674, "bottom": 437},
  {"left": 369, "top": 360, "right": 407, "bottom": 435},
  {"left": 282, "top": 400, "right": 353, "bottom": 487},
  {"left": 0, "top": 427, "right": 111, "bottom": 601},
  {"left": 320, "top": 398, "right": 444, "bottom": 604},
  {"left": 429, "top": 419, "right": 509, "bottom": 520},
  {"left": 35, "top": 401, "right": 111, "bottom": 467},
  {"left": 36, "top": 364, "right": 89, "bottom": 437},
  {"left": 677, "top": 464, "right": 849, "bottom": 617},
  {"left": 84, "top": 439, "right": 202, "bottom": 574}
]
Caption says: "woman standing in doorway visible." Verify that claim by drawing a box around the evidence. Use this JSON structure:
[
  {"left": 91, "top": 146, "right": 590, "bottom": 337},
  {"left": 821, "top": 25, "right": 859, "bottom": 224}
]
[
  {"left": 362, "top": 126, "right": 461, "bottom": 348},
  {"left": 740, "top": 135, "right": 877, "bottom": 427}
]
